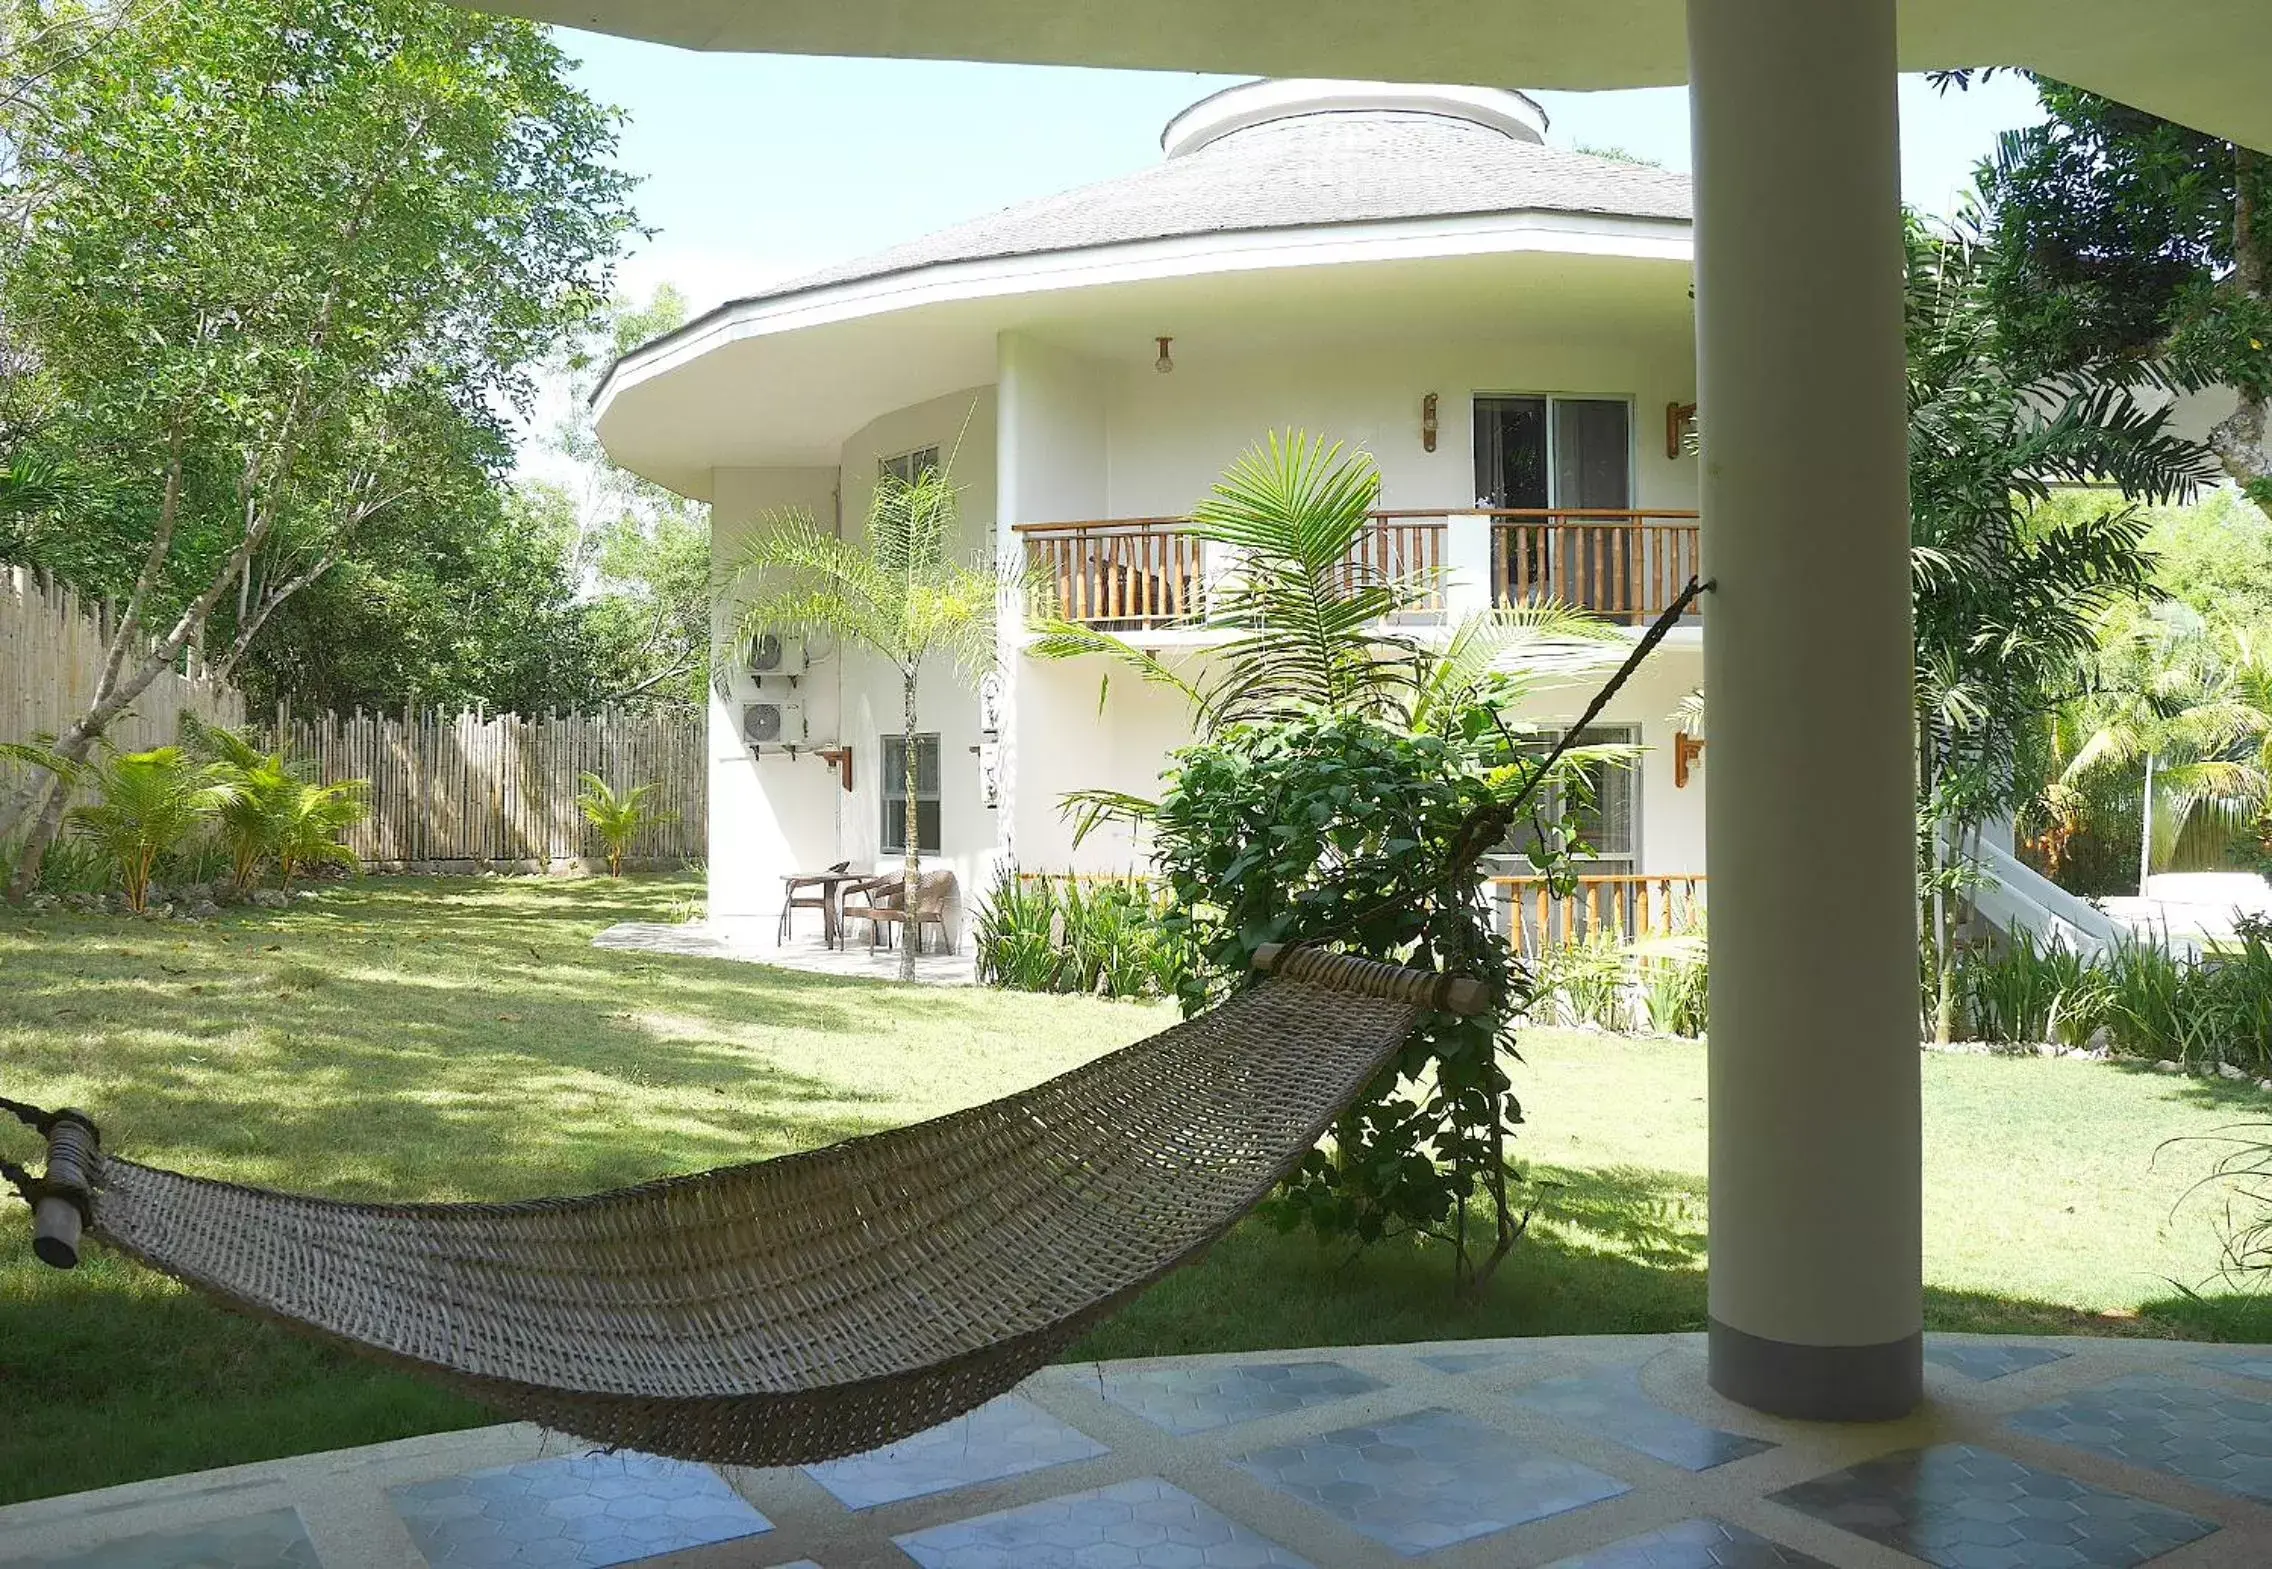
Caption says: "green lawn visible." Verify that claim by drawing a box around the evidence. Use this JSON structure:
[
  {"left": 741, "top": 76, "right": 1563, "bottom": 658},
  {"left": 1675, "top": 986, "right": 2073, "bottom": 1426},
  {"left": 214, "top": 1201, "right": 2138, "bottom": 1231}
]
[{"left": 2, "top": 874, "right": 2268, "bottom": 1504}]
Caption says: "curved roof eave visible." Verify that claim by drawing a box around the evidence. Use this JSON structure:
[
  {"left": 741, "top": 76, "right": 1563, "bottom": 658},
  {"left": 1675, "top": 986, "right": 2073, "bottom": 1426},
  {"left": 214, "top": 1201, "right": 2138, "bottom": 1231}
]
[{"left": 591, "top": 205, "right": 1694, "bottom": 419}]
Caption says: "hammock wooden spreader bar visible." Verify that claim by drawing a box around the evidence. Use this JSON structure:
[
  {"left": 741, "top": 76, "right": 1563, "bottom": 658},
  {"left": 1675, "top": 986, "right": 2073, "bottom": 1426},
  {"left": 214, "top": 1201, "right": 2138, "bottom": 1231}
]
[{"left": 2, "top": 943, "right": 1485, "bottom": 1468}]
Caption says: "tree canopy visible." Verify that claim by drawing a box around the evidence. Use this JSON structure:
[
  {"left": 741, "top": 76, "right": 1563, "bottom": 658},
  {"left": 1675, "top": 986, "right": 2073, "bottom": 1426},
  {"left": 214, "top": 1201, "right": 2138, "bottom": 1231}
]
[
  {"left": 0, "top": 0, "right": 638, "bottom": 892},
  {"left": 1950, "top": 71, "right": 2272, "bottom": 501}
]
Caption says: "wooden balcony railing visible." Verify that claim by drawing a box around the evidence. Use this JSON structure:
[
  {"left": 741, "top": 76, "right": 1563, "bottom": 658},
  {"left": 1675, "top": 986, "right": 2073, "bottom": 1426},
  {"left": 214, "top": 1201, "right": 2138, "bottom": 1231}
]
[
  {"left": 1015, "top": 510, "right": 1701, "bottom": 630},
  {"left": 1338, "top": 512, "right": 1445, "bottom": 615},
  {"left": 1015, "top": 517, "right": 1204, "bottom": 630},
  {"left": 1491, "top": 872, "right": 1706, "bottom": 955},
  {"left": 1488, "top": 510, "right": 1701, "bottom": 626}
]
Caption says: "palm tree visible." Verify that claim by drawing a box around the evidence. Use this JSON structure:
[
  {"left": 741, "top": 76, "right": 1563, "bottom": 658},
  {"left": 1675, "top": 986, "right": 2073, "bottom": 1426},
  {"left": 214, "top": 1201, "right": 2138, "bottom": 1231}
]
[
  {"left": 2054, "top": 606, "right": 2272, "bottom": 888},
  {"left": 269, "top": 778, "right": 367, "bottom": 890},
  {"left": 1903, "top": 215, "right": 2213, "bottom": 1034},
  {"left": 180, "top": 716, "right": 301, "bottom": 894},
  {"left": 1034, "top": 431, "right": 1620, "bottom": 841},
  {"left": 575, "top": 773, "right": 676, "bottom": 878},
  {"left": 734, "top": 458, "right": 1013, "bottom": 980},
  {"left": 67, "top": 747, "right": 237, "bottom": 913}
]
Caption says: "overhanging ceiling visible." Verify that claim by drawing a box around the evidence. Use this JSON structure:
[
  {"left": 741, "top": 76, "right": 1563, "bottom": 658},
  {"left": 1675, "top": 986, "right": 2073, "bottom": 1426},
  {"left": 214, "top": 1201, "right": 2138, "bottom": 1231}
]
[{"left": 478, "top": 0, "right": 2271, "bottom": 151}]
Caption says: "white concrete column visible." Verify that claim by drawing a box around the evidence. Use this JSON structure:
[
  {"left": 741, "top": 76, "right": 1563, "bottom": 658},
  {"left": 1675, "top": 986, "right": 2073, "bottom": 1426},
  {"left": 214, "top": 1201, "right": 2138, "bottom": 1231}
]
[
  {"left": 1690, "top": 0, "right": 1922, "bottom": 1418},
  {"left": 1441, "top": 513, "right": 1494, "bottom": 621}
]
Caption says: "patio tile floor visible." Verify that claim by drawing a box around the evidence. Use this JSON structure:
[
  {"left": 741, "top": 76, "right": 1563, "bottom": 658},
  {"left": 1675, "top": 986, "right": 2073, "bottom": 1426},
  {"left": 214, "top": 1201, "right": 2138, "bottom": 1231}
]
[
  {"left": 893, "top": 1476, "right": 1315, "bottom": 1569},
  {"left": 1926, "top": 1345, "right": 2074, "bottom": 1384},
  {"left": 1098, "top": 1359, "right": 1386, "bottom": 1437},
  {"left": 1512, "top": 1367, "right": 1775, "bottom": 1472},
  {"left": 2009, "top": 1375, "right": 2272, "bottom": 1505},
  {"left": 1229, "top": 1406, "right": 1629, "bottom": 1555},
  {"left": 6, "top": 1509, "right": 319, "bottom": 1569},
  {"left": 801, "top": 1395, "right": 1109, "bottom": 1509},
  {"left": 1768, "top": 1443, "right": 2215, "bottom": 1569},
  {"left": 9, "top": 1333, "right": 2272, "bottom": 1569},
  {"left": 1541, "top": 1517, "right": 1838, "bottom": 1569},
  {"left": 387, "top": 1452, "right": 770, "bottom": 1568}
]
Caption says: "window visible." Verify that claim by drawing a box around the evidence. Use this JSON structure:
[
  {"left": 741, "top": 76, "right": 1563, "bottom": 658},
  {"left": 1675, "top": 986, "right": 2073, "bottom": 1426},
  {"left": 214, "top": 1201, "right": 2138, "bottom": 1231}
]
[
  {"left": 880, "top": 734, "right": 942, "bottom": 855},
  {"left": 1504, "top": 724, "right": 1639, "bottom": 875},
  {"left": 879, "top": 446, "right": 940, "bottom": 487}
]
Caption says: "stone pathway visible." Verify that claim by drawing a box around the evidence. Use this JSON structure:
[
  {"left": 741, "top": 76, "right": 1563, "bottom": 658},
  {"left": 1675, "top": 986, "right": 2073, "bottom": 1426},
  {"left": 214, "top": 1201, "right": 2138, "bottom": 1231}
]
[
  {"left": 7, "top": 1333, "right": 2272, "bottom": 1567},
  {"left": 592, "top": 922, "right": 974, "bottom": 986}
]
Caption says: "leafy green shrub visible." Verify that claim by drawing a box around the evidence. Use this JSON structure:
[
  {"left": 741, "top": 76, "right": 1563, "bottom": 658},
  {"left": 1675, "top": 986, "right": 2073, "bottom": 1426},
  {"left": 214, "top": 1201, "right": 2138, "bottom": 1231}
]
[
  {"left": 2101, "top": 936, "right": 2193, "bottom": 1059},
  {"left": 0, "top": 833, "right": 111, "bottom": 896},
  {"left": 1963, "top": 928, "right": 2103, "bottom": 1045},
  {"left": 1632, "top": 933, "right": 1709, "bottom": 1038},
  {"left": 973, "top": 870, "right": 1064, "bottom": 991},
  {"left": 1149, "top": 712, "right": 1533, "bottom": 1285},
  {"left": 1938, "top": 923, "right": 2272, "bottom": 1072},
  {"left": 972, "top": 869, "right": 1186, "bottom": 999},
  {"left": 181, "top": 719, "right": 368, "bottom": 893},
  {"left": 270, "top": 778, "right": 368, "bottom": 889},
  {"left": 1532, "top": 931, "right": 1630, "bottom": 1031}
]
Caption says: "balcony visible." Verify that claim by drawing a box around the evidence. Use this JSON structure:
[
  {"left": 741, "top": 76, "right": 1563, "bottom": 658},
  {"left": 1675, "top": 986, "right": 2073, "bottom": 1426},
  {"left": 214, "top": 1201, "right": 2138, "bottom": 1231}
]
[
  {"left": 1016, "top": 510, "right": 1701, "bottom": 632},
  {"left": 1493, "top": 872, "right": 1707, "bottom": 955}
]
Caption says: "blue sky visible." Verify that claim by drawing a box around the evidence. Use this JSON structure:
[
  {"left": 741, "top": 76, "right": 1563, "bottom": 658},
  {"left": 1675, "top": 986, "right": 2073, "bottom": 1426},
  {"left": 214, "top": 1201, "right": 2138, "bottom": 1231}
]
[{"left": 555, "top": 33, "right": 2047, "bottom": 316}]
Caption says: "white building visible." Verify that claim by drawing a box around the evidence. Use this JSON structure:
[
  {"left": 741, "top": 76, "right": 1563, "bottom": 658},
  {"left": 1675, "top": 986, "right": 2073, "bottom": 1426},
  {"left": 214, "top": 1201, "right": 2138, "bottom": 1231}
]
[{"left": 598, "top": 78, "right": 1709, "bottom": 951}]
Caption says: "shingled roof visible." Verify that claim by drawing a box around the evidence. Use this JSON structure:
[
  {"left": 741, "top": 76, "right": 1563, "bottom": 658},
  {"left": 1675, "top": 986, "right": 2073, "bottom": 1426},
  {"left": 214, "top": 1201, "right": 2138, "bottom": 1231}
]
[{"left": 749, "top": 98, "right": 1693, "bottom": 304}]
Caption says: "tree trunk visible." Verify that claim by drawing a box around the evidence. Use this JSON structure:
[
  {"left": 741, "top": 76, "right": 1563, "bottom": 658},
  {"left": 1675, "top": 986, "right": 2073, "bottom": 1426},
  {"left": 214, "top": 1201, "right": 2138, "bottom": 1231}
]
[
  {"left": 900, "top": 666, "right": 921, "bottom": 983},
  {"left": 2211, "top": 147, "right": 2272, "bottom": 499},
  {"left": 2140, "top": 751, "right": 2157, "bottom": 895},
  {"left": 5, "top": 717, "right": 107, "bottom": 901},
  {"left": 1920, "top": 730, "right": 1956, "bottom": 1044}
]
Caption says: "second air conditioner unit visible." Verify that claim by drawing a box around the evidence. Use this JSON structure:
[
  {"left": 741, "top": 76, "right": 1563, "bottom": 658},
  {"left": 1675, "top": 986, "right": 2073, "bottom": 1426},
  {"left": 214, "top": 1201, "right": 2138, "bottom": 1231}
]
[{"left": 742, "top": 699, "right": 807, "bottom": 750}]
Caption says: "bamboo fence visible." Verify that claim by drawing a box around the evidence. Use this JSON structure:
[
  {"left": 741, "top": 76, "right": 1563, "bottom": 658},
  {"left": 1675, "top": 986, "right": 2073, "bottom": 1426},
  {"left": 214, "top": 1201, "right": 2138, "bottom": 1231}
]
[
  {"left": 3, "top": 563, "right": 704, "bottom": 871},
  {"left": 0, "top": 565, "right": 245, "bottom": 760},
  {"left": 273, "top": 706, "right": 706, "bottom": 872}
]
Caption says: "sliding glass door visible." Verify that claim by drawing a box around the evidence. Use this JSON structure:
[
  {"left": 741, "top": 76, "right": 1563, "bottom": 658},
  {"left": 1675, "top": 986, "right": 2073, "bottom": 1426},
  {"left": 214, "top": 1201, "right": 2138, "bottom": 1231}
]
[{"left": 1474, "top": 396, "right": 1632, "bottom": 612}]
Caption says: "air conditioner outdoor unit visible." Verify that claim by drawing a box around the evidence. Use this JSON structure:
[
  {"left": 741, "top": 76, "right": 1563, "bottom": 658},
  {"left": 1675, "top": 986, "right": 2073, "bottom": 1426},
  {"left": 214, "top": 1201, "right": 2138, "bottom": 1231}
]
[
  {"left": 742, "top": 699, "right": 806, "bottom": 750},
  {"left": 745, "top": 632, "right": 807, "bottom": 681}
]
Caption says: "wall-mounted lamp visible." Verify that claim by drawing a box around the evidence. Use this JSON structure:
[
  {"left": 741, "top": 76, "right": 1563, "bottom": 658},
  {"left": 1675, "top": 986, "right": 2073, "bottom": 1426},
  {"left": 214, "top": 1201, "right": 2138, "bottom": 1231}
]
[
  {"left": 1666, "top": 401, "right": 1699, "bottom": 459},
  {"left": 1154, "top": 336, "right": 1174, "bottom": 374},
  {"left": 1674, "top": 731, "right": 1706, "bottom": 789},
  {"left": 812, "top": 745, "right": 854, "bottom": 794},
  {"left": 1421, "top": 392, "right": 1439, "bottom": 453}
]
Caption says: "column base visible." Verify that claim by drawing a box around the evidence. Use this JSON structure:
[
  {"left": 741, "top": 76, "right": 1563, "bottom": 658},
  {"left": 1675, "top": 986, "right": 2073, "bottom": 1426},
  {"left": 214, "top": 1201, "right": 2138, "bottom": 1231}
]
[{"left": 1708, "top": 1318, "right": 1922, "bottom": 1422}]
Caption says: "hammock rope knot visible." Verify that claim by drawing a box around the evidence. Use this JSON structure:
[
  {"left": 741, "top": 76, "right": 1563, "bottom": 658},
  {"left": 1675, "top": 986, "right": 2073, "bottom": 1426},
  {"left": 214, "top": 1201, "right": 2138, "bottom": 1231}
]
[{"left": 1, "top": 1102, "right": 98, "bottom": 1269}]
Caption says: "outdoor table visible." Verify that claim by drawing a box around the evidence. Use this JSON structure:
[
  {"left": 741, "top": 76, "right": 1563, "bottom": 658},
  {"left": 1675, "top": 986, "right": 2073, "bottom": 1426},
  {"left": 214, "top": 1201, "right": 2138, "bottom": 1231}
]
[{"left": 783, "top": 869, "right": 864, "bottom": 948}]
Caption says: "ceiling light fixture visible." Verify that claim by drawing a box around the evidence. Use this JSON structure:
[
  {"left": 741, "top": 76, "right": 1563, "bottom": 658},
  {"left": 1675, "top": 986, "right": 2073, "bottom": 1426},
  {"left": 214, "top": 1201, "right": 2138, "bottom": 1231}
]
[{"left": 1155, "top": 336, "right": 1174, "bottom": 374}]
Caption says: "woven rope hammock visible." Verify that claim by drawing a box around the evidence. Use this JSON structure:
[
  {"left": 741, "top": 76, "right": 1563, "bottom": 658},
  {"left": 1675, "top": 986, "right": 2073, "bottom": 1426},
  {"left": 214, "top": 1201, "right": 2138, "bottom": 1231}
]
[{"left": 2, "top": 944, "right": 1486, "bottom": 1468}]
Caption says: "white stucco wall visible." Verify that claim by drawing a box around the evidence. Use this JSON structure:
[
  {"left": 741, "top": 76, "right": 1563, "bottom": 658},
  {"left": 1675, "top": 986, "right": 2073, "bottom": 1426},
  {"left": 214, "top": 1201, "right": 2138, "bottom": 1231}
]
[
  {"left": 708, "top": 465, "right": 843, "bottom": 933},
  {"left": 1094, "top": 334, "right": 1697, "bottom": 518},
  {"left": 1005, "top": 640, "right": 1707, "bottom": 879}
]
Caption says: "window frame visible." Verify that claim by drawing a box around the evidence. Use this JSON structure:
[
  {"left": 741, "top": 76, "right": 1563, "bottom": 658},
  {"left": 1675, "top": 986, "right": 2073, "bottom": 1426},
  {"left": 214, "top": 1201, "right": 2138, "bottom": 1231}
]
[
  {"left": 1469, "top": 393, "right": 1637, "bottom": 512},
  {"left": 1502, "top": 722, "right": 1642, "bottom": 876},
  {"left": 879, "top": 732, "right": 944, "bottom": 856},
  {"left": 878, "top": 445, "right": 941, "bottom": 488}
]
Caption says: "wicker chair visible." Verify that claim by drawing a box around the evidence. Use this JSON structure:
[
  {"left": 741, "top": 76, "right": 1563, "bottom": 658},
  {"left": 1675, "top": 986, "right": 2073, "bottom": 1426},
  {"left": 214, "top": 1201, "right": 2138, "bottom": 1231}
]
[{"left": 841, "top": 869, "right": 957, "bottom": 954}]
